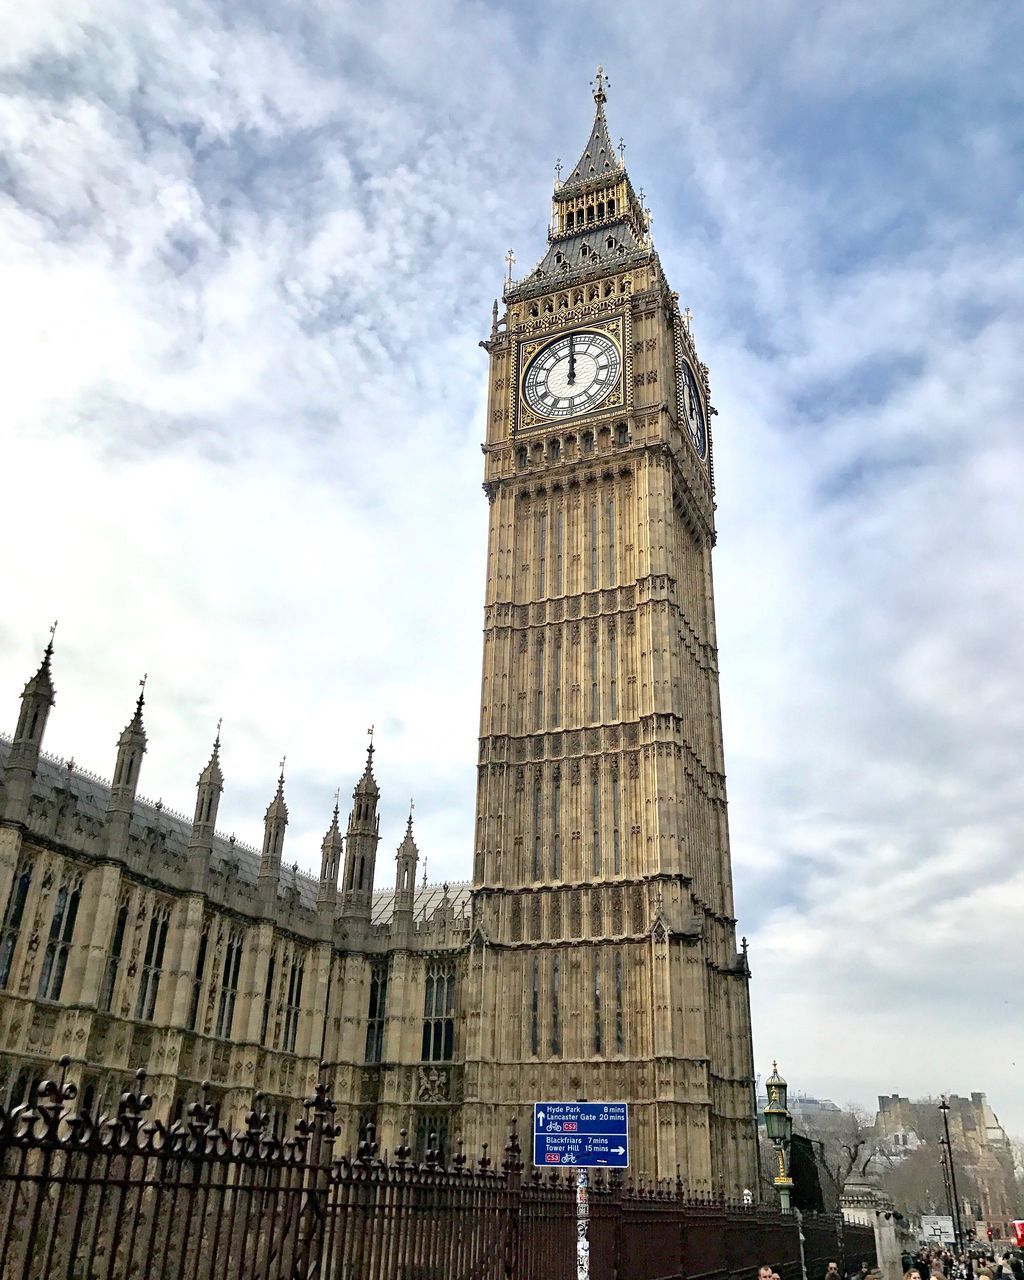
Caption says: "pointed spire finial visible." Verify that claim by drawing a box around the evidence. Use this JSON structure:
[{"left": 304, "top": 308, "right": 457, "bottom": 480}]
[
  {"left": 554, "top": 156, "right": 563, "bottom": 186},
  {"left": 137, "top": 672, "right": 147, "bottom": 708},
  {"left": 213, "top": 718, "right": 222, "bottom": 753},
  {"left": 421, "top": 857, "right": 428, "bottom": 887},
  {"left": 407, "top": 798, "right": 415, "bottom": 833},
  {"left": 46, "top": 619, "right": 57, "bottom": 657},
  {"left": 591, "top": 64, "right": 609, "bottom": 107},
  {"left": 278, "top": 754, "right": 286, "bottom": 785},
  {"left": 505, "top": 248, "right": 515, "bottom": 286},
  {"left": 333, "top": 786, "right": 341, "bottom": 818},
  {"left": 618, "top": 137, "right": 625, "bottom": 166}
]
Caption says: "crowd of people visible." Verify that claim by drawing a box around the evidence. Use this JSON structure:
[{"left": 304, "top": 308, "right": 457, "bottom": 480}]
[
  {"left": 758, "top": 1247, "right": 1024, "bottom": 1280},
  {"left": 901, "top": 1248, "right": 1024, "bottom": 1280}
]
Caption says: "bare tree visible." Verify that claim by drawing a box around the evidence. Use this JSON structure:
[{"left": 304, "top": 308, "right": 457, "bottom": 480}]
[{"left": 796, "top": 1104, "right": 889, "bottom": 1188}]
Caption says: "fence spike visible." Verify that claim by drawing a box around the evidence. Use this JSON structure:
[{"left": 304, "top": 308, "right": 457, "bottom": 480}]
[{"left": 477, "top": 1141, "right": 491, "bottom": 1172}]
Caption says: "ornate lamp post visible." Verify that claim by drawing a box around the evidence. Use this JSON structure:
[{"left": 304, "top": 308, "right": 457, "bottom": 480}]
[
  {"left": 764, "top": 1061, "right": 794, "bottom": 1212},
  {"left": 938, "top": 1100, "right": 965, "bottom": 1252}
]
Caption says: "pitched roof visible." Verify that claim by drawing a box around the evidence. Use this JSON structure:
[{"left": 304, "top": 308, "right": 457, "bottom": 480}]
[{"left": 564, "top": 104, "right": 620, "bottom": 186}]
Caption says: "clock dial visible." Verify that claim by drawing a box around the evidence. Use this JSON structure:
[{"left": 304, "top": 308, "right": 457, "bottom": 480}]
[
  {"left": 523, "top": 330, "right": 621, "bottom": 419},
  {"left": 679, "top": 360, "right": 707, "bottom": 459}
]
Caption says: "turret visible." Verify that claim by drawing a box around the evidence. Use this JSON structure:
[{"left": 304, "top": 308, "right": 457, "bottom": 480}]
[
  {"left": 2, "top": 629, "right": 56, "bottom": 824},
  {"left": 188, "top": 724, "right": 223, "bottom": 858},
  {"left": 340, "top": 737, "right": 380, "bottom": 922},
  {"left": 317, "top": 795, "right": 343, "bottom": 915},
  {"left": 258, "top": 762, "right": 288, "bottom": 911},
  {"left": 392, "top": 803, "right": 419, "bottom": 934},
  {"left": 104, "top": 680, "right": 147, "bottom": 862}
]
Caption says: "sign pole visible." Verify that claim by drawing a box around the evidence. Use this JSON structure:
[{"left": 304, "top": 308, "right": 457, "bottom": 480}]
[{"left": 576, "top": 1167, "right": 590, "bottom": 1280}]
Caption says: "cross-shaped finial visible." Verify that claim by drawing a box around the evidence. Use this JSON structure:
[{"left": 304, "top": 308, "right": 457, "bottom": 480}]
[
  {"left": 591, "top": 64, "right": 609, "bottom": 105},
  {"left": 139, "top": 673, "right": 148, "bottom": 693},
  {"left": 49, "top": 620, "right": 58, "bottom": 644},
  {"left": 410, "top": 797, "right": 415, "bottom": 815},
  {"left": 505, "top": 248, "right": 516, "bottom": 285},
  {"left": 683, "top": 306, "right": 693, "bottom": 333},
  {"left": 66, "top": 756, "right": 75, "bottom": 773},
  {"left": 618, "top": 137, "right": 625, "bottom": 165},
  {"left": 333, "top": 785, "right": 340, "bottom": 808},
  {"left": 278, "top": 754, "right": 286, "bottom": 780},
  {"left": 421, "top": 858, "right": 428, "bottom": 887},
  {"left": 554, "top": 157, "right": 563, "bottom": 185}
]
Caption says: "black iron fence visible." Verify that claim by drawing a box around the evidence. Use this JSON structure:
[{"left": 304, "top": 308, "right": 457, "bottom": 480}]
[{"left": 0, "top": 1059, "right": 875, "bottom": 1280}]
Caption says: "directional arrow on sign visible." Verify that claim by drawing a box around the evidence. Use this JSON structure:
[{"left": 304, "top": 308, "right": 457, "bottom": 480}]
[{"left": 610, "top": 1146, "right": 626, "bottom": 1155}]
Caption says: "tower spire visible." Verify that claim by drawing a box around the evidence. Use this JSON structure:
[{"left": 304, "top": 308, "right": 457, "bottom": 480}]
[
  {"left": 189, "top": 723, "right": 224, "bottom": 860},
  {"left": 340, "top": 736, "right": 381, "bottom": 923},
  {"left": 317, "top": 789, "right": 343, "bottom": 914},
  {"left": 104, "top": 679, "right": 149, "bottom": 864},
  {"left": 2, "top": 629, "right": 59, "bottom": 824},
  {"left": 258, "top": 759, "right": 288, "bottom": 911}
]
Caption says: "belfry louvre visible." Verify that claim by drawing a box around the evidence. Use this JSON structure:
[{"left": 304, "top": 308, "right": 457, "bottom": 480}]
[{"left": 0, "top": 76, "right": 758, "bottom": 1192}]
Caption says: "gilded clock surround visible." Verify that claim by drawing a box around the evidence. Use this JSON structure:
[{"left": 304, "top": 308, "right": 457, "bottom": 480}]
[{"left": 515, "top": 314, "right": 629, "bottom": 432}]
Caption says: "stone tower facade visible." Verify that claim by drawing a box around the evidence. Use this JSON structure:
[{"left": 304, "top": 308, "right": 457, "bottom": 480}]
[
  {"left": 464, "top": 71, "right": 758, "bottom": 1189},
  {"left": 0, "top": 74, "right": 757, "bottom": 1193}
]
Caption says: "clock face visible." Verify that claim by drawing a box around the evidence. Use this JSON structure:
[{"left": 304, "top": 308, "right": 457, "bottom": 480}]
[
  {"left": 680, "top": 360, "right": 707, "bottom": 459},
  {"left": 522, "top": 330, "right": 621, "bottom": 419}
]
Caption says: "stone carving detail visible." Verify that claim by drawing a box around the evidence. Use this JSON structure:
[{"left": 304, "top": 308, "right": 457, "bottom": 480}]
[{"left": 417, "top": 1065, "right": 449, "bottom": 1102}]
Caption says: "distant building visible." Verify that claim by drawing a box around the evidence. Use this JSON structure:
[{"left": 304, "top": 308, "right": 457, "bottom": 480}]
[{"left": 875, "top": 1093, "right": 1017, "bottom": 1232}]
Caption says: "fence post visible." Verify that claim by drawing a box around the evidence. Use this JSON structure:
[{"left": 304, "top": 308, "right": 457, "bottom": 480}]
[
  {"left": 502, "top": 1117, "right": 524, "bottom": 1280},
  {"left": 296, "top": 1065, "right": 340, "bottom": 1278}
]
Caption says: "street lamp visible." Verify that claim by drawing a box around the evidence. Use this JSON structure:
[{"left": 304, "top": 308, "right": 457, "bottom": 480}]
[
  {"left": 764, "top": 1061, "right": 794, "bottom": 1212},
  {"left": 938, "top": 1099, "right": 965, "bottom": 1252}
]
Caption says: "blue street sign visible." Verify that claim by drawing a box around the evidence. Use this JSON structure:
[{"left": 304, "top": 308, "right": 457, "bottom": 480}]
[{"left": 533, "top": 1102, "right": 629, "bottom": 1168}]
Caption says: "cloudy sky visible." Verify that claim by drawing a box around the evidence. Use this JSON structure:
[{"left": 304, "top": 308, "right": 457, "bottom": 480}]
[{"left": 2, "top": 1, "right": 1022, "bottom": 1133}]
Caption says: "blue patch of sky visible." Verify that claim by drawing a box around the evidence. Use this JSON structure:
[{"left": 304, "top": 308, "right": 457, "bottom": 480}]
[{"left": 790, "top": 353, "right": 924, "bottom": 426}]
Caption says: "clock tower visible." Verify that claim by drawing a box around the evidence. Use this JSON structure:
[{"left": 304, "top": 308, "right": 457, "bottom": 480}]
[{"left": 463, "top": 69, "right": 758, "bottom": 1191}]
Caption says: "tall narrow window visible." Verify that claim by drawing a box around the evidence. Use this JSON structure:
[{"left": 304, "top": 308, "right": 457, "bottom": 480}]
[
  {"left": 551, "top": 635, "right": 562, "bottom": 728},
  {"left": 605, "top": 495, "right": 616, "bottom": 584},
  {"left": 612, "top": 776, "right": 622, "bottom": 875},
  {"left": 534, "top": 637, "right": 544, "bottom": 730},
  {"left": 555, "top": 509, "right": 564, "bottom": 595},
  {"left": 364, "top": 960, "right": 389, "bottom": 1063},
  {"left": 38, "top": 879, "right": 81, "bottom": 1002},
  {"left": 0, "top": 860, "right": 32, "bottom": 990},
  {"left": 550, "top": 956, "right": 561, "bottom": 1056},
  {"left": 537, "top": 509, "right": 547, "bottom": 597},
  {"left": 260, "top": 954, "right": 276, "bottom": 1045},
  {"left": 187, "top": 923, "right": 209, "bottom": 1032},
  {"left": 589, "top": 629, "right": 600, "bottom": 721},
  {"left": 421, "top": 963, "right": 456, "bottom": 1062},
  {"left": 283, "top": 957, "right": 304, "bottom": 1053},
  {"left": 592, "top": 776, "right": 602, "bottom": 876},
  {"left": 215, "top": 930, "right": 243, "bottom": 1039},
  {"left": 532, "top": 776, "right": 542, "bottom": 880},
  {"left": 593, "top": 953, "right": 603, "bottom": 1054},
  {"left": 530, "top": 957, "right": 539, "bottom": 1056},
  {"left": 551, "top": 772, "right": 562, "bottom": 879},
  {"left": 614, "top": 952, "right": 625, "bottom": 1053},
  {"left": 135, "top": 906, "right": 169, "bottom": 1021},
  {"left": 100, "top": 899, "right": 129, "bottom": 1013},
  {"left": 609, "top": 629, "right": 618, "bottom": 719},
  {"left": 589, "top": 503, "right": 599, "bottom": 589}
]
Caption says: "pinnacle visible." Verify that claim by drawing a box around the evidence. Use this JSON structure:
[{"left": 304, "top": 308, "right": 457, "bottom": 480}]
[{"left": 563, "top": 66, "right": 621, "bottom": 187}]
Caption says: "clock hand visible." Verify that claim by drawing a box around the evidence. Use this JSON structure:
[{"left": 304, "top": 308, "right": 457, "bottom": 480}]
[{"left": 567, "top": 334, "right": 576, "bottom": 385}]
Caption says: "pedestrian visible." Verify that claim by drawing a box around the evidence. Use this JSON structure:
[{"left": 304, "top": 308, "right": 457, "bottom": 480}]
[{"left": 825, "top": 1261, "right": 841, "bottom": 1280}]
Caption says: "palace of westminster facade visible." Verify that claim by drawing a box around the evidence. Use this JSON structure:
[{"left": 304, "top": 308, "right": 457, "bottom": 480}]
[{"left": 0, "top": 76, "right": 759, "bottom": 1192}]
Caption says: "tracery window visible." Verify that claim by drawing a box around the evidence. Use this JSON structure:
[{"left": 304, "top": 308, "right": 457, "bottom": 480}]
[
  {"left": 589, "top": 503, "right": 599, "bottom": 588},
  {"left": 614, "top": 952, "right": 625, "bottom": 1053},
  {"left": 551, "top": 771, "right": 562, "bottom": 879},
  {"left": 187, "top": 922, "right": 210, "bottom": 1032},
  {"left": 555, "top": 509, "right": 565, "bottom": 595},
  {"left": 421, "top": 962, "right": 455, "bottom": 1062},
  {"left": 530, "top": 956, "right": 540, "bottom": 1056},
  {"left": 38, "top": 876, "right": 82, "bottom": 1002},
  {"left": 589, "top": 628, "right": 600, "bottom": 721},
  {"left": 100, "top": 898, "right": 129, "bottom": 1012},
  {"left": 260, "top": 953, "right": 276, "bottom": 1045},
  {"left": 551, "top": 634, "right": 562, "bottom": 729},
  {"left": 609, "top": 628, "right": 618, "bottom": 719},
  {"left": 532, "top": 776, "right": 542, "bottom": 880},
  {"left": 215, "top": 929, "right": 244, "bottom": 1039},
  {"left": 135, "top": 903, "right": 170, "bottom": 1021},
  {"left": 0, "top": 859, "right": 32, "bottom": 990},
  {"left": 537, "top": 508, "right": 547, "bottom": 597},
  {"left": 612, "top": 775, "right": 622, "bottom": 876},
  {"left": 605, "top": 495, "right": 616, "bottom": 584},
  {"left": 414, "top": 1111, "right": 449, "bottom": 1165},
  {"left": 592, "top": 775, "right": 602, "bottom": 876},
  {"left": 550, "top": 956, "right": 562, "bottom": 1057},
  {"left": 283, "top": 956, "right": 304, "bottom": 1053},
  {"left": 364, "top": 959, "right": 389, "bottom": 1064},
  {"left": 593, "top": 952, "right": 603, "bottom": 1054}
]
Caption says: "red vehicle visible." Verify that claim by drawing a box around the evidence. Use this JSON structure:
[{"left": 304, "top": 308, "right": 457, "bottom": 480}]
[{"left": 1011, "top": 1221, "right": 1024, "bottom": 1248}]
